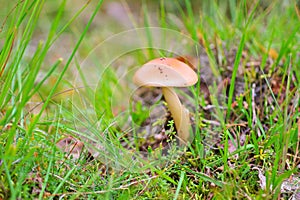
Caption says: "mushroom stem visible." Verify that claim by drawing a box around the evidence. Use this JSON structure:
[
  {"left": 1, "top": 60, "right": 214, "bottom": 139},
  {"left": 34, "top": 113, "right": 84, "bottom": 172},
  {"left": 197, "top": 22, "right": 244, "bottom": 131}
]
[{"left": 162, "top": 87, "right": 191, "bottom": 145}]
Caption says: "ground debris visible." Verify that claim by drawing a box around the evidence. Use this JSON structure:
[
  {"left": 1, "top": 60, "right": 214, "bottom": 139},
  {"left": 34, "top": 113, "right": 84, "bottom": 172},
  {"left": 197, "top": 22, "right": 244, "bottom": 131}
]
[{"left": 56, "top": 136, "right": 85, "bottom": 160}]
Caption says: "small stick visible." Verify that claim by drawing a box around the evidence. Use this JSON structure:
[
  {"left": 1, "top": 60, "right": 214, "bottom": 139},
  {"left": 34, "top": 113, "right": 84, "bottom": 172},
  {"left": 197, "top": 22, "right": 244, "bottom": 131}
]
[{"left": 251, "top": 83, "right": 260, "bottom": 137}]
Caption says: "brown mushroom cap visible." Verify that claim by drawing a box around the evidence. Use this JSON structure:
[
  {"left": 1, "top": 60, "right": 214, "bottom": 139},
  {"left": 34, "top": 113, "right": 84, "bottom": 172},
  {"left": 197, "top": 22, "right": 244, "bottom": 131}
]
[{"left": 133, "top": 57, "right": 198, "bottom": 87}]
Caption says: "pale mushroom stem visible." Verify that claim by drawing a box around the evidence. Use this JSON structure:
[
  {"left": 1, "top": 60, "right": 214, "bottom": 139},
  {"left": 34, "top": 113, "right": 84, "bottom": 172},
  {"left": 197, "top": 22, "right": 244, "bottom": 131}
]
[{"left": 162, "top": 87, "right": 191, "bottom": 145}]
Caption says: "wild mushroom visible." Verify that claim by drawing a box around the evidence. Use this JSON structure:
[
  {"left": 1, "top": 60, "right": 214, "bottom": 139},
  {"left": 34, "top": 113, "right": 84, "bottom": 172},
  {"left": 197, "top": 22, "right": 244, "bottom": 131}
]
[{"left": 133, "top": 57, "right": 198, "bottom": 145}]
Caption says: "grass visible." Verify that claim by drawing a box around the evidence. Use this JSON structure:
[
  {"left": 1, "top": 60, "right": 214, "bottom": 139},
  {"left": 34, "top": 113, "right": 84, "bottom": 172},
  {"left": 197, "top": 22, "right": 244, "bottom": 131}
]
[{"left": 0, "top": 0, "right": 300, "bottom": 199}]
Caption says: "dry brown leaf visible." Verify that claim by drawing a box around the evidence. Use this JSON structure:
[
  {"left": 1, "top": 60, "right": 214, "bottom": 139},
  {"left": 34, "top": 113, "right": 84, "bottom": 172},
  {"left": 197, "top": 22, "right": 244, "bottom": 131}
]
[
  {"left": 56, "top": 136, "right": 84, "bottom": 160},
  {"left": 257, "top": 42, "right": 280, "bottom": 61},
  {"left": 281, "top": 175, "right": 300, "bottom": 197},
  {"left": 252, "top": 167, "right": 267, "bottom": 190},
  {"left": 295, "top": 2, "right": 300, "bottom": 20},
  {"left": 197, "top": 29, "right": 206, "bottom": 48}
]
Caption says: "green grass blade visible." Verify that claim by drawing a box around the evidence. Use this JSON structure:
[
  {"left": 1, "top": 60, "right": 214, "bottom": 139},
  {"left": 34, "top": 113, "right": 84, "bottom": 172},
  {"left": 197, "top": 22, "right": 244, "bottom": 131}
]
[{"left": 27, "top": 0, "right": 104, "bottom": 134}]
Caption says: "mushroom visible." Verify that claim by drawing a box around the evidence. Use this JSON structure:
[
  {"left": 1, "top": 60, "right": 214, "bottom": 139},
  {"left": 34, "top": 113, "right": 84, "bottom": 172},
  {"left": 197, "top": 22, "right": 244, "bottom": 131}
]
[{"left": 133, "top": 57, "right": 198, "bottom": 145}]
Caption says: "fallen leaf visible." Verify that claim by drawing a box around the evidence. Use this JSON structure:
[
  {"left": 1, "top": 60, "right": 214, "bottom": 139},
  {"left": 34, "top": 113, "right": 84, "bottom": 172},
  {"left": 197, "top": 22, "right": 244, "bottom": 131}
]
[
  {"left": 257, "top": 42, "right": 280, "bottom": 61},
  {"left": 56, "top": 136, "right": 84, "bottom": 160},
  {"left": 281, "top": 175, "right": 300, "bottom": 197},
  {"left": 295, "top": 2, "right": 300, "bottom": 20},
  {"left": 252, "top": 167, "right": 267, "bottom": 190}
]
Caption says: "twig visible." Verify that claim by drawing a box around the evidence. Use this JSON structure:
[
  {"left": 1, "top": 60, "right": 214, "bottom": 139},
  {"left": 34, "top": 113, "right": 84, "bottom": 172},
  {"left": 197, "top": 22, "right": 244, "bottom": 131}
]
[
  {"left": 135, "top": 175, "right": 153, "bottom": 197},
  {"left": 201, "top": 118, "right": 221, "bottom": 126},
  {"left": 251, "top": 83, "right": 260, "bottom": 137},
  {"left": 50, "top": 173, "right": 80, "bottom": 189},
  {"left": 226, "top": 122, "right": 248, "bottom": 128}
]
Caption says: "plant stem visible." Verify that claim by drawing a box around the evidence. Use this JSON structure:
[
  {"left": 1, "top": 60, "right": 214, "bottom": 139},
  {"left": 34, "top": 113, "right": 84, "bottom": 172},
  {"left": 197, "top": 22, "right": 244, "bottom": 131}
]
[{"left": 162, "top": 87, "right": 191, "bottom": 145}]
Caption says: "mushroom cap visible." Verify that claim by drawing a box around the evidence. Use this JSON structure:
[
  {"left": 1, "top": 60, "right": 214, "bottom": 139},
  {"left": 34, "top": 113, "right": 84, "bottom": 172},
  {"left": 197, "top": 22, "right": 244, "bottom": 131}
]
[{"left": 133, "top": 57, "right": 198, "bottom": 87}]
